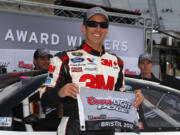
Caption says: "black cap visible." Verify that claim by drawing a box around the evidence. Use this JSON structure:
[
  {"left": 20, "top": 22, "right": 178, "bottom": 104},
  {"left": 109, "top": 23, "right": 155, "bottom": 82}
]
[{"left": 34, "top": 48, "right": 52, "bottom": 59}]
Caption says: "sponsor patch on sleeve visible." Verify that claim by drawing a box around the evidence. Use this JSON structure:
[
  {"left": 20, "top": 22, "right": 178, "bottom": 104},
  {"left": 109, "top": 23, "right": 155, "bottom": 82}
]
[{"left": 45, "top": 77, "right": 51, "bottom": 84}]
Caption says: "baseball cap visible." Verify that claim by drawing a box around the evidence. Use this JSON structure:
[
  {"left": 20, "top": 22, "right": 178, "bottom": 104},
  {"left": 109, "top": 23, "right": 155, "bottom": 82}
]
[
  {"left": 83, "top": 7, "right": 109, "bottom": 24},
  {"left": 138, "top": 53, "right": 152, "bottom": 63},
  {"left": 34, "top": 48, "right": 52, "bottom": 59}
]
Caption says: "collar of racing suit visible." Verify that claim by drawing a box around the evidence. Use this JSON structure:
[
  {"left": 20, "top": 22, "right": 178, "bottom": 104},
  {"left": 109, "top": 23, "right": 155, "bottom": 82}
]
[{"left": 78, "top": 41, "right": 106, "bottom": 56}]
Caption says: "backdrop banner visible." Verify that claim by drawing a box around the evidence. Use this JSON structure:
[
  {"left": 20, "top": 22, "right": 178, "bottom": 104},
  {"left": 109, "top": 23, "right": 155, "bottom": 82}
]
[{"left": 0, "top": 10, "right": 144, "bottom": 73}]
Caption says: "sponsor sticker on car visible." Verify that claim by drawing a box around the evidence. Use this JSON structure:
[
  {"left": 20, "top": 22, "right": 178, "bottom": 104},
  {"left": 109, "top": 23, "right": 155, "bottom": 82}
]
[{"left": 0, "top": 117, "right": 12, "bottom": 127}]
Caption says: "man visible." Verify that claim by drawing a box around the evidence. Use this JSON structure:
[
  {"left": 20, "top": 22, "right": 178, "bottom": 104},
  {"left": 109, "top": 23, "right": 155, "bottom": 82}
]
[
  {"left": 33, "top": 48, "right": 52, "bottom": 71},
  {"left": 12, "top": 48, "right": 53, "bottom": 131},
  {"left": 32, "top": 48, "right": 62, "bottom": 131},
  {"left": 138, "top": 53, "right": 160, "bottom": 82},
  {"left": 41, "top": 7, "right": 144, "bottom": 135},
  {"left": 31, "top": 48, "right": 53, "bottom": 116}
]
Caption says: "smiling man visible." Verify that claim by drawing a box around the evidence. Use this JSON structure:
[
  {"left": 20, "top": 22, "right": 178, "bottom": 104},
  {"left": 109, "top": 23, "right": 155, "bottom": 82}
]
[
  {"left": 33, "top": 48, "right": 52, "bottom": 71},
  {"left": 41, "top": 7, "right": 144, "bottom": 135}
]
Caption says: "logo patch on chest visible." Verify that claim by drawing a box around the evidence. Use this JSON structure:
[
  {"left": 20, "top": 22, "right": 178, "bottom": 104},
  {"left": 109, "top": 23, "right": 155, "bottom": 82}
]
[
  {"left": 71, "top": 52, "right": 83, "bottom": 56},
  {"left": 79, "top": 74, "right": 114, "bottom": 90},
  {"left": 101, "top": 58, "right": 118, "bottom": 69},
  {"left": 71, "top": 67, "right": 83, "bottom": 72},
  {"left": 71, "top": 58, "right": 84, "bottom": 63},
  {"left": 87, "top": 58, "right": 96, "bottom": 65}
]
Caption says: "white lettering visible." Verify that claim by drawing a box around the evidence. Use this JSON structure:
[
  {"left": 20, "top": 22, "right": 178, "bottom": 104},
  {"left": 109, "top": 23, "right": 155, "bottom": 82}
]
[
  {"left": 4, "top": 29, "right": 61, "bottom": 45},
  {"left": 104, "top": 39, "right": 128, "bottom": 52},
  {"left": 16, "top": 30, "right": 27, "bottom": 42},
  {"left": 101, "top": 121, "right": 122, "bottom": 127},
  {"left": 78, "top": 36, "right": 82, "bottom": 46},
  {"left": 51, "top": 34, "right": 59, "bottom": 45},
  {"left": 67, "top": 35, "right": 77, "bottom": 47},
  {"left": 112, "top": 40, "right": 120, "bottom": 50},
  {"left": 29, "top": 32, "right": 38, "bottom": 43},
  {"left": 41, "top": 33, "right": 49, "bottom": 44},
  {"left": 5, "top": 29, "right": 14, "bottom": 41},
  {"left": 104, "top": 39, "right": 111, "bottom": 50},
  {"left": 121, "top": 41, "right": 128, "bottom": 52}
]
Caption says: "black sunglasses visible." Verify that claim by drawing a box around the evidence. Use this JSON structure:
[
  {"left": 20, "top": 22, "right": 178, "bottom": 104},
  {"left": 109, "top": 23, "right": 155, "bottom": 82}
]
[{"left": 86, "top": 21, "right": 109, "bottom": 28}]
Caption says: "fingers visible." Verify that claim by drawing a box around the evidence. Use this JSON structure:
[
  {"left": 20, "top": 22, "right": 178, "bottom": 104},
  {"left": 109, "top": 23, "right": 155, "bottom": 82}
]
[
  {"left": 134, "top": 90, "right": 144, "bottom": 109},
  {"left": 58, "top": 83, "right": 79, "bottom": 99},
  {"left": 67, "top": 84, "right": 79, "bottom": 99},
  {"left": 70, "top": 83, "right": 79, "bottom": 93}
]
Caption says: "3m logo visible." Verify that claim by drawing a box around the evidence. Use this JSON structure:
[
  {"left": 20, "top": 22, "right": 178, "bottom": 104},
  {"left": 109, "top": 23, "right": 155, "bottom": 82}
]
[
  {"left": 79, "top": 74, "right": 114, "bottom": 90},
  {"left": 101, "top": 58, "right": 113, "bottom": 67},
  {"left": 101, "top": 59, "right": 118, "bottom": 69},
  {"left": 49, "top": 65, "right": 55, "bottom": 72}
]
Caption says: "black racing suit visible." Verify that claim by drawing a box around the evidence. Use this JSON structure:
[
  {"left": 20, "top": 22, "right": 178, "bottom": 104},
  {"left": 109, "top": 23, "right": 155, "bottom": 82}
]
[{"left": 41, "top": 41, "right": 125, "bottom": 135}]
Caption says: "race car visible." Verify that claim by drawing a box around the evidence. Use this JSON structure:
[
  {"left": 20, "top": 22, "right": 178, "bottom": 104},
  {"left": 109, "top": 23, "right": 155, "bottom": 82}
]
[{"left": 0, "top": 71, "right": 179, "bottom": 135}]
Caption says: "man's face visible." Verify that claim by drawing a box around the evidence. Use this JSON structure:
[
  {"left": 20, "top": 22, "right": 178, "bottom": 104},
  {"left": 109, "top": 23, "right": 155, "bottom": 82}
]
[
  {"left": 82, "top": 14, "right": 109, "bottom": 47},
  {"left": 34, "top": 55, "right": 50, "bottom": 70},
  {"left": 138, "top": 59, "right": 153, "bottom": 75}
]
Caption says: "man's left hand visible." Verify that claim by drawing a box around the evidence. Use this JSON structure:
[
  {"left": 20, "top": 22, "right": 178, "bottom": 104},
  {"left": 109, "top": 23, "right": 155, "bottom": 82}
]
[{"left": 133, "top": 90, "right": 144, "bottom": 109}]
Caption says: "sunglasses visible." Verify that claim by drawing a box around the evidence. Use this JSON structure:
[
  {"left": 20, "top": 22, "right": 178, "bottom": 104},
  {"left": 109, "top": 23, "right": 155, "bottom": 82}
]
[{"left": 86, "top": 21, "right": 109, "bottom": 29}]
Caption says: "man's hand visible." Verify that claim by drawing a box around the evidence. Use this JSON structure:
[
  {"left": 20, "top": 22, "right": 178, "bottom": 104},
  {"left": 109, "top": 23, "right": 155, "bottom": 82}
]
[
  {"left": 58, "top": 83, "right": 79, "bottom": 99},
  {"left": 133, "top": 90, "right": 144, "bottom": 109}
]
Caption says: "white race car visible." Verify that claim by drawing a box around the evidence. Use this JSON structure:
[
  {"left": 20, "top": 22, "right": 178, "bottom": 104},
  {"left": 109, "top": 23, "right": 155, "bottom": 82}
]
[{"left": 0, "top": 71, "right": 179, "bottom": 135}]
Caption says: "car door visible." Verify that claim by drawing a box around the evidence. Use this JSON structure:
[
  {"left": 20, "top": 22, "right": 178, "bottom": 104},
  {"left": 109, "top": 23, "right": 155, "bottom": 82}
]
[{"left": 125, "top": 77, "right": 180, "bottom": 132}]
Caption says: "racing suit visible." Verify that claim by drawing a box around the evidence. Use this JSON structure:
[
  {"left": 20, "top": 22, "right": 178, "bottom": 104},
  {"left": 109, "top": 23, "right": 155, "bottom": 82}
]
[{"left": 41, "top": 41, "right": 125, "bottom": 135}]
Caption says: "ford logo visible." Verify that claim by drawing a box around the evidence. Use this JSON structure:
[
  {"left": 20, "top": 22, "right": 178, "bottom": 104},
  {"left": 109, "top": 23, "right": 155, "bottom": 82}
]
[{"left": 71, "top": 58, "right": 85, "bottom": 63}]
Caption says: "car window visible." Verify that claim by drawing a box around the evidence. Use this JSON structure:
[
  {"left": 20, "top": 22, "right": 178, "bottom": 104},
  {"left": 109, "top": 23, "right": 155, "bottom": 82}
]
[
  {"left": 125, "top": 78, "right": 180, "bottom": 130},
  {"left": 141, "top": 88, "right": 180, "bottom": 128}
]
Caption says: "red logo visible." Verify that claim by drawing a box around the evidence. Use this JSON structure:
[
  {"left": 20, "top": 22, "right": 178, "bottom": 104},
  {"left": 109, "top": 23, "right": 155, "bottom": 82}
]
[
  {"left": 18, "top": 61, "right": 33, "bottom": 69},
  {"left": 49, "top": 65, "right": 55, "bottom": 72},
  {"left": 87, "top": 96, "right": 112, "bottom": 105},
  {"left": 87, "top": 58, "right": 95, "bottom": 64},
  {"left": 79, "top": 74, "right": 114, "bottom": 90},
  {"left": 101, "top": 58, "right": 112, "bottom": 67},
  {"left": 101, "top": 59, "right": 118, "bottom": 68},
  {"left": 138, "top": 121, "right": 144, "bottom": 129},
  {"left": 71, "top": 67, "right": 82, "bottom": 72},
  {"left": 125, "top": 69, "right": 137, "bottom": 75},
  {"left": 113, "top": 61, "right": 117, "bottom": 66}
]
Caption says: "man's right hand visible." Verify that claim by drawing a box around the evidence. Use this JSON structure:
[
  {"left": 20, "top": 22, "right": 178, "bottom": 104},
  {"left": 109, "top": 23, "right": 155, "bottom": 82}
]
[{"left": 58, "top": 83, "right": 79, "bottom": 99}]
